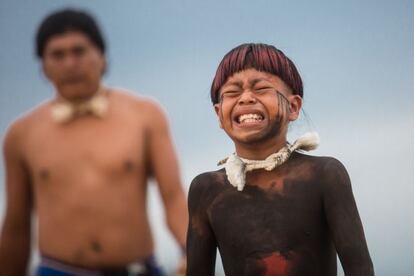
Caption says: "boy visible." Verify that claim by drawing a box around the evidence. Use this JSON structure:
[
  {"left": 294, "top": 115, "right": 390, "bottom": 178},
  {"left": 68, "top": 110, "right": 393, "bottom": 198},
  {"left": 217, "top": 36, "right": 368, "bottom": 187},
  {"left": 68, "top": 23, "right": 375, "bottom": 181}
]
[{"left": 186, "top": 43, "right": 373, "bottom": 276}]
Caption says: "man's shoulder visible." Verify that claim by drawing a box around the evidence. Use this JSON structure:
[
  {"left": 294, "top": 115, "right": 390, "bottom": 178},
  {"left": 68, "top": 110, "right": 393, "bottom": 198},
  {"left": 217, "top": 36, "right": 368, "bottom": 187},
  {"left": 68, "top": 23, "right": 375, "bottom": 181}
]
[
  {"left": 109, "top": 88, "right": 167, "bottom": 123},
  {"left": 4, "top": 102, "right": 50, "bottom": 144},
  {"left": 109, "top": 88, "right": 162, "bottom": 111}
]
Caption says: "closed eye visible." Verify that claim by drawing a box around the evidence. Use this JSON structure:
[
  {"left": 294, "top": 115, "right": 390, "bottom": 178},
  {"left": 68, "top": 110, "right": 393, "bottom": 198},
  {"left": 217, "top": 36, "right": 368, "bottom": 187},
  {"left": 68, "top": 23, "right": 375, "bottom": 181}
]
[
  {"left": 222, "top": 91, "right": 242, "bottom": 97},
  {"left": 254, "top": 87, "right": 274, "bottom": 93}
]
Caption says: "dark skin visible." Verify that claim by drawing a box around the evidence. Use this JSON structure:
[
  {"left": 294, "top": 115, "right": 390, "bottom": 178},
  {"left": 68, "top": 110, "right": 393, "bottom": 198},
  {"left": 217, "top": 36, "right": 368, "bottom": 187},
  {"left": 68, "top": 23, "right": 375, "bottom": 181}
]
[{"left": 187, "top": 152, "right": 374, "bottom": 276}]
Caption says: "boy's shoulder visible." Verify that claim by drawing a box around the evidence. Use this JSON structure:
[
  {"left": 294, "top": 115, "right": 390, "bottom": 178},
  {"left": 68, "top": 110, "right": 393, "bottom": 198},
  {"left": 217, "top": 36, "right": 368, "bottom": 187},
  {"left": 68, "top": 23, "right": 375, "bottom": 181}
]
[
  {"left": 190, "top": 169, "right": 227, "bottom": 192},
  {"left": 294, "top": 152, "right": 351, "bottom": 194},
  {"left": 294, "top": 152, "right": 347, "bottom": 172},
  {"left": 188, "top": 169, "right": 233, "bottom": 204}
]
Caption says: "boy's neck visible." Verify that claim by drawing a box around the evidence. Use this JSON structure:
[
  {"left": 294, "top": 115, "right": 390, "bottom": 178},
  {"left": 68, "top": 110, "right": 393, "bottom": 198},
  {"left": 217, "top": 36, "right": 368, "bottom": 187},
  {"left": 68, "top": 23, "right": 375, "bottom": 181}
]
[{"left": 235, "top": 134, "right": 287, "bottom": 160}]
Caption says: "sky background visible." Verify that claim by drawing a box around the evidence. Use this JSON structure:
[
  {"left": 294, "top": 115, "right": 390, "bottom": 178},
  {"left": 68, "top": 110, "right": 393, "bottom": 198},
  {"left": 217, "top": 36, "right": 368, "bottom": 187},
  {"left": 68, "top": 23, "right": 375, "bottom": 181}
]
[{"left": 1, "top": 0, "right": 413, "bottom": 275}]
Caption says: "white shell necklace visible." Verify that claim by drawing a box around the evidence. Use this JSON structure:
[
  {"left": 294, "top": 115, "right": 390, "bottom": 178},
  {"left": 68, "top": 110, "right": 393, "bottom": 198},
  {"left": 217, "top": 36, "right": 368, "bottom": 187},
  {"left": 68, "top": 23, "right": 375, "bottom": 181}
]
[{"left": 218, "top": 132, "right": 320, "bottom": 191}]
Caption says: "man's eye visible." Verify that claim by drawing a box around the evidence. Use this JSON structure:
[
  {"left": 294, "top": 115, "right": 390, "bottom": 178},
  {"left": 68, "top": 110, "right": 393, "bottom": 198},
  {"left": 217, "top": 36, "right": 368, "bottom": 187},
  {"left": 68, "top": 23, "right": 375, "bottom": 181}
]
[
  {"left": 50, "top": 50, "right": 64, "bottom": 60},
  {"left": 72, "top": 46, "right": 86, "bottom": 57}
]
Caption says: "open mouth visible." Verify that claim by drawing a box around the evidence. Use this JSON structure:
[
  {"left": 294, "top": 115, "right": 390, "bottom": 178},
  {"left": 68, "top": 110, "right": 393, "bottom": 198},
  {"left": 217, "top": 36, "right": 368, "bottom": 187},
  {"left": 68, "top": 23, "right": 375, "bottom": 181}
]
[{"left": 235, "top": 112, "right": 265, "bottom": 125}]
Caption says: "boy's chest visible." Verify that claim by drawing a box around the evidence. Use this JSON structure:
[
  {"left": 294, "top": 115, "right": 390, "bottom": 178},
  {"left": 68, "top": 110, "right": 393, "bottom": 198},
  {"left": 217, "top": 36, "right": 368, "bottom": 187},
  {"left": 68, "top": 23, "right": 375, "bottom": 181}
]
[{"left": 208, "top": 181, "right": 323, "bottom": 253}]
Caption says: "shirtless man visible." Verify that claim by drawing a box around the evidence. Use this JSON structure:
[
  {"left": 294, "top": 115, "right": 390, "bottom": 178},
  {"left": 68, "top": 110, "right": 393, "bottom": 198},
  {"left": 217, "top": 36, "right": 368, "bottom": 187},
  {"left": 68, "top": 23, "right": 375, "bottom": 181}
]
[
  {"left": 187, "top": 43, "right": 374, "bottom": 275},
  {"left": 0, "top": 9, "right": 187, "bottom": 276}
]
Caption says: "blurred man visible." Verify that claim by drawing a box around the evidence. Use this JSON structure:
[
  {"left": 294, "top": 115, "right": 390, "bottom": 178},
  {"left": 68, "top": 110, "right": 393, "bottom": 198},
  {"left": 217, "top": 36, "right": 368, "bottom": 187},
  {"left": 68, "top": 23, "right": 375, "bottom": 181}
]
[
  {"left": 0, "top": 8, "right": 187, "bottom": 276},
  {"left": 187, "top": 43, "right": 373, "bottom": 275}
]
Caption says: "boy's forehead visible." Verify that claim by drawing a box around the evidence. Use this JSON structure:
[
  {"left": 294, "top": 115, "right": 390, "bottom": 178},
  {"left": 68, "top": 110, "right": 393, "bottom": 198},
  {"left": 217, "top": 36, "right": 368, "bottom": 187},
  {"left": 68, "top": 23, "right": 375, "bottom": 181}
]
[{"left": 223, "top": 69, "right": 285, "bottom": 87}]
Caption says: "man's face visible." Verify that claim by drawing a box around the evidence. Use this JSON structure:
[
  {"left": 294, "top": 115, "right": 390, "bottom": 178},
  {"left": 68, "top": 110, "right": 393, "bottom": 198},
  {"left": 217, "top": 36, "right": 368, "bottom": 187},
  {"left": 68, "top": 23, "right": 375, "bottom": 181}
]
[
  {"left": 214, "top": 68, "right": 302, "bottom": 145},
  {"left": 42, "top": 31, "right": 105, "bottom": 100}
]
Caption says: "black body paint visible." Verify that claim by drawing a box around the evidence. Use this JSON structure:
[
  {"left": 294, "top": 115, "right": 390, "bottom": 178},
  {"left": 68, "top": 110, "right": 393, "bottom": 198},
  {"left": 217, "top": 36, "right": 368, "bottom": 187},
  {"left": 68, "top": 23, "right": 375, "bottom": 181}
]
[{"left": 187, "top": 153, "right": 373, "bottom": 276}]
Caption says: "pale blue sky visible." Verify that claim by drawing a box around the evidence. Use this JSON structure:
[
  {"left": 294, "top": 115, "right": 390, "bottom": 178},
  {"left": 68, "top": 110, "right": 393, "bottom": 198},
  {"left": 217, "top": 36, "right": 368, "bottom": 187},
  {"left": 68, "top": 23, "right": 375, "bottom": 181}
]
[{"left": 1, "top": 1, "right": 413, "bottom": 275}]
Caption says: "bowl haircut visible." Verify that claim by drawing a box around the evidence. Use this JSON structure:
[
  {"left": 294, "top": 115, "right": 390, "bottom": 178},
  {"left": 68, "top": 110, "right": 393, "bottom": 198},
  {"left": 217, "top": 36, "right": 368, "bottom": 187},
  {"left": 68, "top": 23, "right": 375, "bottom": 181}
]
[{"left": 210, "top": 43, "right": 303, "bottom": 105}]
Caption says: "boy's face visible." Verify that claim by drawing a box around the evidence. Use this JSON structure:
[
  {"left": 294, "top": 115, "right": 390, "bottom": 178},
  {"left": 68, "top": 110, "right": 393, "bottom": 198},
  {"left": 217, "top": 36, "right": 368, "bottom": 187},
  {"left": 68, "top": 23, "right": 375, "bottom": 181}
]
[
  {"left": 214, "top": 68, "right": 302, "bottom": 145},
  {"left": 42, "top": 31, "right": 105, "bottom": 101}
]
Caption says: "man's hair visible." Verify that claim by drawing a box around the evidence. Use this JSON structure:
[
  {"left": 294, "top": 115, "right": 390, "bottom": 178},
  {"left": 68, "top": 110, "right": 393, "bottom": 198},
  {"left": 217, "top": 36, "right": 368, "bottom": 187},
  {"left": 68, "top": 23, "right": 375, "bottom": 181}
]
[
  {"left": 35, "top": 8, "right": 106, "bottom": 58},
  {"left": 210, "top": 43, "right": 303, "bottom": 104}
]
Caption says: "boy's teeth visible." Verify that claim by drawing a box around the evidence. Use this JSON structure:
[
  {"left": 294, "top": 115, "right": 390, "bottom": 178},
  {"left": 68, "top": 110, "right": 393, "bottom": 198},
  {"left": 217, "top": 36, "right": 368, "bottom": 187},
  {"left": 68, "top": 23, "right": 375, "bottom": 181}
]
[{"left": 238, "top": 113, "right": 263, "bottom": 123}]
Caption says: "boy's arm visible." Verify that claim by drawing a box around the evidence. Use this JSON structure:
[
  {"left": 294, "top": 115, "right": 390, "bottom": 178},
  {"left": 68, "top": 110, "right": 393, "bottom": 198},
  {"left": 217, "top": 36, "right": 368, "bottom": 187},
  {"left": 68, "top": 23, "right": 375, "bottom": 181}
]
[
  {"left": 186, "top": 175, "right": 217, "bottom": 276},
  {"left": 322, "top": 158, "right": 374, "bottom": 276}
]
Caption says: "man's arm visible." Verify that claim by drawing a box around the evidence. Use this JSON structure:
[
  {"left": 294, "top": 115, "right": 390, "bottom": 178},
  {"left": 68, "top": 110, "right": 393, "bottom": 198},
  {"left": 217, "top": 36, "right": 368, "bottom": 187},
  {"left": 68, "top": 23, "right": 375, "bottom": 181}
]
[
  {"left": 322, "top": 158, "right": 374, "bottom": 276},
  {"left": 186, "top": 174, "right": 217, "bottom": 276},
  {"left": 0, "top": 122, "right": 33, "bottom": 276},
  {"left": 145, "top": 101, "right": 188, "bottom": 248}
]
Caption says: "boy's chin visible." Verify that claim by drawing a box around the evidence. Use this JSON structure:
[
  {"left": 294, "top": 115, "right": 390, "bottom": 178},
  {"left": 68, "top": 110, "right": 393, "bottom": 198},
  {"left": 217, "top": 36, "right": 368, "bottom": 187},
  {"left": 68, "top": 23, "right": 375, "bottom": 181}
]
[
  {"left": 229, "top": 127, "right": 284, "bottom": 146},
  {"left": 231, "top": 132, "right": 270, "bottom": 145}
]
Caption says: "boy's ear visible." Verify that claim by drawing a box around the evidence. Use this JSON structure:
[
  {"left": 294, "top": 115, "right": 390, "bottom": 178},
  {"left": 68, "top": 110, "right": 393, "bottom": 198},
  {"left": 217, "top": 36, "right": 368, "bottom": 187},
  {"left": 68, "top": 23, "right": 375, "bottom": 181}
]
[
  {"left": 214, "top": 103, "right": 223, "bottom": 129},
  {"left": 288, "top": 95, "right": 302, "bottom": 121}
]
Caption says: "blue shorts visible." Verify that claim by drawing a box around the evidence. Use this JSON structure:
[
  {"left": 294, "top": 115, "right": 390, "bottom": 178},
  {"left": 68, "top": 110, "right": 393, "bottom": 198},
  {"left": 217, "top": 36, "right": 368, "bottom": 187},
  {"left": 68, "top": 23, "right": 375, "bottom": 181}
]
[{"left": 36, "top": 255, "right": 164, "bottom": 276}]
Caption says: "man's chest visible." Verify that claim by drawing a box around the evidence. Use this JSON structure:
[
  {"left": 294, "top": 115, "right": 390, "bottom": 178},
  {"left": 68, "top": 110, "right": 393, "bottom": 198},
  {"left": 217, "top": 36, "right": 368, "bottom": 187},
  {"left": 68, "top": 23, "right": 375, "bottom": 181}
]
[{"left": 24, "top": 119, "right": 147, "bottom": 180}]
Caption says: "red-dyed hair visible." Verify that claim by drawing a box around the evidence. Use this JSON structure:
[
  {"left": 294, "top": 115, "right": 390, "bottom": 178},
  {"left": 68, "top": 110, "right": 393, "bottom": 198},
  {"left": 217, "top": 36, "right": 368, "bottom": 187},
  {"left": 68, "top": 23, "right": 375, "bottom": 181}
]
[{"left": 210, "top": 43, "right": 303, "bottom": 104}]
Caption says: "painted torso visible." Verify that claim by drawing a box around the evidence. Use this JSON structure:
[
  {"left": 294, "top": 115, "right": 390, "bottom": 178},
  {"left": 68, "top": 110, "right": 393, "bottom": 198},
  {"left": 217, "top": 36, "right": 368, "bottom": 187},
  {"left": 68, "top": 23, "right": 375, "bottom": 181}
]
[{"left": 188, "top": 153, "right": 366, "bottom": 276}]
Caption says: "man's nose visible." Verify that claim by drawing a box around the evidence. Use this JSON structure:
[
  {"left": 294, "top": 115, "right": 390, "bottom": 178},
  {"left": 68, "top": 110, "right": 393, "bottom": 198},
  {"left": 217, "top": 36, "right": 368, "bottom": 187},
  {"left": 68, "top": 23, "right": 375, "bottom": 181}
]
[
  {"left": 62, "top": 54, "right": 78, "bottom": 69},
  {"left": 238, "top": 90, "right": 257, "bottom": 105}
]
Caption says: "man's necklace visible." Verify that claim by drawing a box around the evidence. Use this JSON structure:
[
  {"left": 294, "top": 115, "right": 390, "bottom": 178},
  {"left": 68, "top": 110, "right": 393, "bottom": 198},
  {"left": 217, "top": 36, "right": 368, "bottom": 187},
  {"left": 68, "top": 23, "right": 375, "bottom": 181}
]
[
  {"left": 217, "top": 132, "right": 320, "bottom": 191},
  {"left": 51, "top": 86, "right": 109, "bottom": 123}
]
